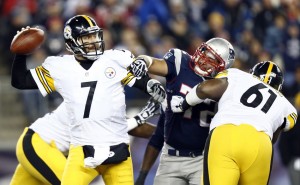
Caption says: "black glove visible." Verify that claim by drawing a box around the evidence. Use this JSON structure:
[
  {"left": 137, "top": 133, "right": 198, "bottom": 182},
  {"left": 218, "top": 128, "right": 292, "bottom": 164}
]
[
  {"left": 134, "top": 98, "right": 161, "bottom": 126},
  {"left": 146, "top": 79, "right": 166, "bottom": 103},
  {"left": 128, "top": 58, "right": 148, "bottom": 78},
  {"left": 135, "top": 171, "right": 148, "bottom": 185}
]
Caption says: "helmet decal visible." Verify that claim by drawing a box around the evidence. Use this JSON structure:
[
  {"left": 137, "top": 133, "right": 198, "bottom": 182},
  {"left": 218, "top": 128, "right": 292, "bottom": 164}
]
[
  {"left": 64, "top": 25, "right": 72, "bottom": 39},
  {"left": 228, "top": 48, "right": 235, "bottom": 60}
]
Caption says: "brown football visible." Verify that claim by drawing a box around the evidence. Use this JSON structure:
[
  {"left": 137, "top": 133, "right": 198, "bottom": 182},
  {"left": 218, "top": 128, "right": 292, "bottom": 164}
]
[{"left": 10, "top": 28, "right": 45, "bottom": 55}]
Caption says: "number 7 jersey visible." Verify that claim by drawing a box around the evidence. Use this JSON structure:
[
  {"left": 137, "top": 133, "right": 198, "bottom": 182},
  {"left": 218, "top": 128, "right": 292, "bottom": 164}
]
[
  {"left": 30, "top": 49, "right": 134, "bottom": 146},
  {"left": 211, "top": 68, "right": 297, "bottom": 139}
]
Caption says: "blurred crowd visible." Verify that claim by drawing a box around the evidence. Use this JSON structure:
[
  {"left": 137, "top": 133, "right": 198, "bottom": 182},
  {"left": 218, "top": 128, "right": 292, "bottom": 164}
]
[{"left": 0, "top": 0, "right": 299, "bottom": 184}]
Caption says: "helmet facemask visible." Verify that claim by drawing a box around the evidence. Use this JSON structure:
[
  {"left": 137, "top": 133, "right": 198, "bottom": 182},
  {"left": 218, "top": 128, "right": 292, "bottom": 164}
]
[{"left": 191, "top": 42, "right": 226, "bottom": 78}]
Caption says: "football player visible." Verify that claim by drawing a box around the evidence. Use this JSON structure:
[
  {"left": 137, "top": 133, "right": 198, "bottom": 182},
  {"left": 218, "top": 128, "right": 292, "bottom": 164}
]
[
  {"left": 10, "top": 98, "right": 160, "bottom": 185},
  {"left": 129, "top": 38, "right": 235, "bottom": 185},
  {"left": 10, "top": 15, "right": 165, "bottom": 185},
  {"left": 171, "top": 61, "right": 298, "bottom": 185}
]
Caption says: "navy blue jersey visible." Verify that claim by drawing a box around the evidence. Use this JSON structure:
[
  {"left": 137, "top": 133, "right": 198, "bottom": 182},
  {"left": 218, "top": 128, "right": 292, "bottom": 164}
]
[{"left": 148, "top": 48, "right": 217, "bottom": 153}]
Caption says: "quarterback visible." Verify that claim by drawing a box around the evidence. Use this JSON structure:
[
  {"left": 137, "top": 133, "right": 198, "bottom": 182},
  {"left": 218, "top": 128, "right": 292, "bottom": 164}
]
[{"left": 11, "top": 15, "right": 165, "bottom": 185}]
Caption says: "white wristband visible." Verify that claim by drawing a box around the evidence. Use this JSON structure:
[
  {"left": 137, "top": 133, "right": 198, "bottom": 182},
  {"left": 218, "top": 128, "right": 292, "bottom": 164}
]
[
  {"left": 127, "top": 118, "right": 138, "bottom": 131},
  {"left": 186, "top": 85, "right": 204, "bottom": 106},
  {"left": 139, "top": 55, "right": 153, "bottom": 67}
]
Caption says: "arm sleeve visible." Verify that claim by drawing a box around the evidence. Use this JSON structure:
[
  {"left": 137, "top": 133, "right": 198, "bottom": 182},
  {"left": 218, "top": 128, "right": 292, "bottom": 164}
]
[{"left": 11, "top": 55, "right": 38, "bottom": 89}]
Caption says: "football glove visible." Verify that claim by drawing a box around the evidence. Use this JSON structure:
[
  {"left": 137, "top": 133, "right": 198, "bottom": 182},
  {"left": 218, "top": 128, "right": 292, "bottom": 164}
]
[
  {"left": 134, "top": 98, "right": 161, "bottom": 126},
  {"left": 128, "top": 58, "right": 148, "bottom": 78},
  {"left": 171, "top": 95, "right": 185, "bottom": 113},
  {"left": 146, "top": 79, "right": 166, "bottom": 103}
]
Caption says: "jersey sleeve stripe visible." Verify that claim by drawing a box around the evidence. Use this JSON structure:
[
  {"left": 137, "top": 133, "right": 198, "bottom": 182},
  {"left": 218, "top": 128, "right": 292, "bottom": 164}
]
[
  {"left": 263, "top": 62, "right": 273, "bottom": 84},
  {"left": 287, "top": 113, "right": 297, "bottom": 130},
  {"left": 35, "top": 66, "right": 55, "bottom": 94},
  {"left": 173, "top": 49, "right": 182, "bottom": 75},
  {"left": 121, "top": 72, "right": 134, "bottom": 85}
]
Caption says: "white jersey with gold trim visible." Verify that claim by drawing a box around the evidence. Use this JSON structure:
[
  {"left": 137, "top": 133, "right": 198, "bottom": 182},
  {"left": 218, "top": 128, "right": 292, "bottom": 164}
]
[
  {"left": 30, "top": 49, "right": 135, "bottom": 146},
  {"left": 29, "top": 102, "right": 70, "bottom": 153},
  {"left": 211, "top": 68, "right": 297, "bottom": 139}
]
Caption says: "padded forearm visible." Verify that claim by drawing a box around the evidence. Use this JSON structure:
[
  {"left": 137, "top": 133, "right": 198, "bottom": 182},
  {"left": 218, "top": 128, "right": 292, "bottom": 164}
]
[{"left": 11, "top": 55, "right": 38, "bottom": 89}]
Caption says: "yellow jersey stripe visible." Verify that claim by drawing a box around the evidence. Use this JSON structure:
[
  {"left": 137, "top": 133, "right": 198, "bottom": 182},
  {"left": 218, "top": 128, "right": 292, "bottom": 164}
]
[
  {"left": 82, "top": 15, "right": 94, "bottom": 27},
  {"left": 264, "top": 62, "right": 273, "bottom": 84},
  {"left": 35, "top": 67, "right": 51, "bottom": 94},
  {"left": 121, "top": 72, "right": 134, "bottom": 85},
  {"left": 287, "top": 113, "right": 297, "bottom": 129},
  {"left": 35, "top": 67, "right": 55, "bottom": 94},
  {"left": 215, "top": 70, "right": 228, "bottom": 78}
]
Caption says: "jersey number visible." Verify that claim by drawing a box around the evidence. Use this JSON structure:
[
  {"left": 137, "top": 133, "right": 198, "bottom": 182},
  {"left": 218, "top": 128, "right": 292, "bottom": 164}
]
[
  {"left": 81, "top": 81, "right": 97, "bottom": 118},
  {"left": 180, "top": 84, "right": 215, "bottom": 127},
  {"left": 240, "top": 83, "right": 277, "bottom": 113}
]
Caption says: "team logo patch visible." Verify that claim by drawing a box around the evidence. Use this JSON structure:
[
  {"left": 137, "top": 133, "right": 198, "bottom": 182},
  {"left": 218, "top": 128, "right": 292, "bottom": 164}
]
[
  {"left": 105, "top": 67, "right": 116, "bottom": 78},
  {"left": 164, "top": 52, "right": 173, "bottom": 60}
]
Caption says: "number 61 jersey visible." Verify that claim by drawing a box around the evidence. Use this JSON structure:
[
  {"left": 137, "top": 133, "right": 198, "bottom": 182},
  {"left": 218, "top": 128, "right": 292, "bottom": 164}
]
[
  {"left": 30, "top": 49, "right": 134, "bottom": 146},
  {"left": 211, "top": 68, "right": 297, "bottom": 139}
]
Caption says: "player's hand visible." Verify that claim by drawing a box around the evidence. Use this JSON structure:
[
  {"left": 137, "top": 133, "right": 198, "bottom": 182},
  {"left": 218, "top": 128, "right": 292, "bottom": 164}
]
[
  {"left": 146, "top": 79, "right": 166, "bottom": 103},
  {"left": 128, "top": 58, "right": 148, "bottom": 78},
  {"left": 14, "top": 26, "right": 30, "bottom": 37},
  {"left": 134, "top": 98, "right": 161, "bottom": 126},
  {"left": 171, "top": 95, "right": 185, "bottom": 113}
]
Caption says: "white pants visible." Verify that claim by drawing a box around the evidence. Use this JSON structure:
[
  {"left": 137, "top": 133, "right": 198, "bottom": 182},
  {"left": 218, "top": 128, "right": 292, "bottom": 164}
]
[{"left": 154, "top": 143, "right": 204, "bottom": 185}]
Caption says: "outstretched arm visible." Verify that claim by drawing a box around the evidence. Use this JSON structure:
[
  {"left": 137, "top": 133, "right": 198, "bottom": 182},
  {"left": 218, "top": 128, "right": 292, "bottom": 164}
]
[
  {"left": 128, "top": 123, "right": 156, "bottom": 139},
  {"left": 172, "top": 78, "right": 228, "bottom": 112},
  {"left": 127, "top": 98, "right": 161, "bottom": 138}
]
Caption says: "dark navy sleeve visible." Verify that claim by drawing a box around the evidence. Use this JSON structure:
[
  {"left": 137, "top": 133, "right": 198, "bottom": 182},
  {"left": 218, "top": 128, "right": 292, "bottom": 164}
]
[
  {"left": 148, "top": 111, "right": 165, "bottom": 151},
  {"left": 163, "top": 48, "right": 178, "bottom": 80}
]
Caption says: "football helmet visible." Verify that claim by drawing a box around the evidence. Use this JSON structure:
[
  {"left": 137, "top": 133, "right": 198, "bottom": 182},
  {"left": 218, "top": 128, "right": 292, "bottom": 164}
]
[
  {"left": 64, "top": 15, "right": 104, "bottom": 60},
  {"left": 250, "top": 61, "right": 284, "bottom": 91},
  {"left": 191, "top": 37, "right": 235, "bottom": 77}
]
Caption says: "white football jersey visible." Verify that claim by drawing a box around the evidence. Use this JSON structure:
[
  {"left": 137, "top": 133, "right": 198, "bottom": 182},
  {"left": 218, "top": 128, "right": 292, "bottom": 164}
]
[
  {"left": 30, "top": 102, "right": 70, "bottom": 153},
  {"left": 30, "top": 49, "right": 135, "bottom": 146},
  {"left": 211, "top": 68, "right": 297, "bottom": 139}
]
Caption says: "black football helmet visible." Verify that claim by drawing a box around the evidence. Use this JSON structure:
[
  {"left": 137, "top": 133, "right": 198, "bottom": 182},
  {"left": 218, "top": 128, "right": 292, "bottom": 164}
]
[
  {"left": 63, "top": 15, "right": 104, "bottom": 60},
  {"left": 250, "top": 61, "right": 284, "bottom": 91}
]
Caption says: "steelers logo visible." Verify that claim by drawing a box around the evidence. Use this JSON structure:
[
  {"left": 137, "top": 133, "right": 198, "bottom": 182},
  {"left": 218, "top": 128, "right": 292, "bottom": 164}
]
[
  {"left": 105, "top": 67, "right": 116, "bottom": 79},
  {"left": 64, "top": 26, "right": 72, "bottom": 39}
]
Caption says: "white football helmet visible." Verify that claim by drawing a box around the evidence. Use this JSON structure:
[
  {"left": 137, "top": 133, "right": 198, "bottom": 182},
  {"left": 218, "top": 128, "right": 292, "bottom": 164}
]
[{"left": 191, "top": 37, "right": 235, "bottom": 77}]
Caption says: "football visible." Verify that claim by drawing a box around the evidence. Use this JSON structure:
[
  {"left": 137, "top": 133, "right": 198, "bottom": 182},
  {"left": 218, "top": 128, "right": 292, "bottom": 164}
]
[{"left": 10, "top": 27, "right": 45, "bottom": 55}]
